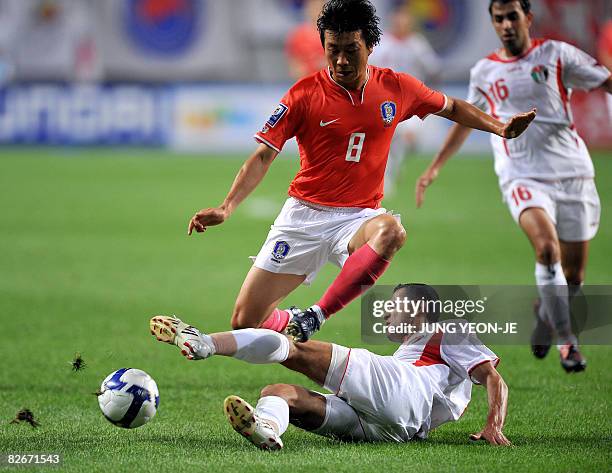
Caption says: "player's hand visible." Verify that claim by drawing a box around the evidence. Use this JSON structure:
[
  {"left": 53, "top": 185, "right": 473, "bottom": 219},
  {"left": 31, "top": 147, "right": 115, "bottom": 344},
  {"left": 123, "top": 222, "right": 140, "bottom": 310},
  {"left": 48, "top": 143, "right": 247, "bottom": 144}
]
[
  {"left": 502, "top": 108, "right": 537, "bottom": 139},
  {"left": 415, "top": 166, "right": 439, "bottom": 208},
  {"left": 469, "top": 426, "right": 512, "bottom": 446},
  {"left": 187, "top": 207, "right": 228, "bottom": 235}
]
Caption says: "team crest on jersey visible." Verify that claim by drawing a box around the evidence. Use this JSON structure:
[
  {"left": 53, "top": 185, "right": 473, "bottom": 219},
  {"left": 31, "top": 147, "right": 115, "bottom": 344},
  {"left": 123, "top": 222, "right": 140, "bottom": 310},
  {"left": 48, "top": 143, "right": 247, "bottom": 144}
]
[
  {"left": 380, "top": 101, "right": 397, "bottom": 127},
  {"left": 266, "top": 103, "right": 289, "bottom": 128},
  {"left": 271, "top": 240, "right": 290, "bottom": 263},
  {"left": 531, "top": 65, "right": 549, "bottom": 84}
]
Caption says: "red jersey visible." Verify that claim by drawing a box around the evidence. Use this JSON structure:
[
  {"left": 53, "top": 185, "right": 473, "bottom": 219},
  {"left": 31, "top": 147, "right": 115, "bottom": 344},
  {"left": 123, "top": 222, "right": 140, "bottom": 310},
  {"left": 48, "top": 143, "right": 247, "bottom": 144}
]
[{"left": 255, "top": 65, "right": 446, "bottom": 208}]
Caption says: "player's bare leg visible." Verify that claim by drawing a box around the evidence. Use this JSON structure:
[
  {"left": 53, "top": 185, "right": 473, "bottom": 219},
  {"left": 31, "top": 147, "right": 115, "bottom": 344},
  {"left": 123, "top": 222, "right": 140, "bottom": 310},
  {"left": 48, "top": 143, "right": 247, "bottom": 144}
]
[
  {"left": 288, "top": 214, "right": 406, "bottom": 342},
  {"left": 348, "top": 213, "right": 407, "bottom": 258},
  {"left": 224, "top": 341, "right": 332, "bottom": 450},
  {"left": 231, "top": 266, "right": 305, "bottom": 329},
  {"left": 519, "top": 208, "right": 585, "bottom": 371},
  {"left": 257, "top": 384, "right": 327, "bottom": 431},
  {"left": 560, "top": 240, "right": 589, "bottom": 289},
  {"left": 224, "top": 384, "right": 328, "bottom": 451}
]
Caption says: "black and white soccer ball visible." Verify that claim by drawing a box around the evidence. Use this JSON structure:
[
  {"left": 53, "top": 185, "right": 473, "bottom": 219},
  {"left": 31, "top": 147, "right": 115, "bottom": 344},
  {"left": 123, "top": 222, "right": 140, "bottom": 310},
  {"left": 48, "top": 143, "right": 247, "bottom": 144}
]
[{"left": 98, "top": 368, "right": 159, "bottom": 429}]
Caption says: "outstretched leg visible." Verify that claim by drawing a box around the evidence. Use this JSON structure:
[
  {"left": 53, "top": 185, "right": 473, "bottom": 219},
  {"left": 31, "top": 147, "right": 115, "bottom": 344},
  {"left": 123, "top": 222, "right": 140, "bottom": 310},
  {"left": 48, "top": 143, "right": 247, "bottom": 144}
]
[
  {"left": 150, "top": 315, "right": 348, "bottom": 450},
  {"left": 150, "top": 315, "right": 332, "bottom": 379}
]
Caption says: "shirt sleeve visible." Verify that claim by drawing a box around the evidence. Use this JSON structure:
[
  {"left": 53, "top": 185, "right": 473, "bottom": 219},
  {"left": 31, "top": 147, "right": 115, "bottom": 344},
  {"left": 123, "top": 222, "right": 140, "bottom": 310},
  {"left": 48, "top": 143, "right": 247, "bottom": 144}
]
[
  {"left": 560, "top": 41, "right": 611, "bottom": 91},
  {"left": 440, "top": 332, "right": 499, "bottom": 385},
  {"left": 466, "top": 65, "right": 488, "bottom": 112},
  {"left": 397, "top": 72, "right": 446, "bottom": 121},
  {"left": 254, "top": 86, "right": 305, "bottom": 153}
]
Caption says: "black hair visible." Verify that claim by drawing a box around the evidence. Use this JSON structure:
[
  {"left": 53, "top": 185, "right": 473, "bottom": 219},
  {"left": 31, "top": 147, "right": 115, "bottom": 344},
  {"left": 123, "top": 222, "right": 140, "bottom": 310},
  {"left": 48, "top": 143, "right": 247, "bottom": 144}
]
[
  {"left": 392, "top": 283, "right": 440, "bottom": 323},
  {"left": 488, "top": 0, "right": 531, "bottom": 15},
  {"left": 317, "top": 0, "right": 382, "bottom": 48}
]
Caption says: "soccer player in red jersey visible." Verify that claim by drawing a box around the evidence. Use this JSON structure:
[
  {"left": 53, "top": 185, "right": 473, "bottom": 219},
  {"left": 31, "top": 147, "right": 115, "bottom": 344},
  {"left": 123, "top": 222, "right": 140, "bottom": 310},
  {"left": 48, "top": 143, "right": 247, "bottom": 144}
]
[{"left": 186, "top": 0, "right": 535, "bottom": 342}]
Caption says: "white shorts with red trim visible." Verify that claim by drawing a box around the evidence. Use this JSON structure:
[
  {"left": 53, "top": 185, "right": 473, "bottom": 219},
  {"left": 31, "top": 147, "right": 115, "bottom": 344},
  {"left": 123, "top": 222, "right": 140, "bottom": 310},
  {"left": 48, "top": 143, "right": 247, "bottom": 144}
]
[
  {"left": 253, "top": 197, "right": 394, "bottom": 285},
  {"left": 314, "top": 344, "right": 432, "bottom": 442},
  {"left": 501, "top": 177, "right": 600, "bottom": 242}
]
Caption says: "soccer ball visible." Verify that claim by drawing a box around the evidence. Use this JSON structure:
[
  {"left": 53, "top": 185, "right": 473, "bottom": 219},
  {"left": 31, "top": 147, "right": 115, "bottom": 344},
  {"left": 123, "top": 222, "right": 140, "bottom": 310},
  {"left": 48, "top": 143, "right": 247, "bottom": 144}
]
[{"left": 97, "top": 368, "right": 159, "bottom": 429}]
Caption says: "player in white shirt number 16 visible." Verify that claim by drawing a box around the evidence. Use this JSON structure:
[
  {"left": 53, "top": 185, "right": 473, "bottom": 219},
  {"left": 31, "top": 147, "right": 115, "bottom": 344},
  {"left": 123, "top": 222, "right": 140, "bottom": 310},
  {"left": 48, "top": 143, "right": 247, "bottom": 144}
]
[{"left": 416, "top": 0, "right": 612, "bottom": 373}]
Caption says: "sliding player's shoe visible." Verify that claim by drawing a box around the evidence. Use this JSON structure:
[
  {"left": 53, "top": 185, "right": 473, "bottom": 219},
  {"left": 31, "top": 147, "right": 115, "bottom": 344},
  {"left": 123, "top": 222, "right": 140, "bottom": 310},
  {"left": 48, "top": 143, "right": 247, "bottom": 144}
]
[
  {"left": 559, "top": 344, "right": 586, "bottom": 373},
  {"left": 149, "top": 315, "right": 215, "bottom": 360},
  {"left": 286, "top": 306, "right": 325, "bottom": 343},
  {"left": 224, "top": 395, "right": 283, "bottom": 451},
  {"left": 530, "top": 299, "right": 552, "bottom": 359}
]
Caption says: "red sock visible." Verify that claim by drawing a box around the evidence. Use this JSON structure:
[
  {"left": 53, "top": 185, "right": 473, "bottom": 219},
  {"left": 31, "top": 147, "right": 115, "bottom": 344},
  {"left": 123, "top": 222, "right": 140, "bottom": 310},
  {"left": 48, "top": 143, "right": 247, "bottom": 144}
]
[
  {"left": 260, "top": 308, "right": 290, "bottom": 332},
  {"left": 317, "top": 244, "right": 390, "bottom": 317}
]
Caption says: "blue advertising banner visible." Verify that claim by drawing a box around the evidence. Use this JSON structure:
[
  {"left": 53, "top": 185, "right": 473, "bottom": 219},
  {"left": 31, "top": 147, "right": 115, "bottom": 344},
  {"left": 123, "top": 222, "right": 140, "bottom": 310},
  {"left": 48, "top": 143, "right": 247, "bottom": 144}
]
[
  {"left": 0, "top": 84, "right": 172, "bottom": 145},
  {"left": 0, "top": 83, "right": 498, "bottom": 151}
]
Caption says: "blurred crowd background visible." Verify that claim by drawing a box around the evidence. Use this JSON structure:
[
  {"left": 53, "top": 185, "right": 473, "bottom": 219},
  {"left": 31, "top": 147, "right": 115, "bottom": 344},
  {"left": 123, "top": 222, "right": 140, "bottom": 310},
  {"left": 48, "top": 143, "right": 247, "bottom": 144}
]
[{"left": 0, "top": 0, "right": 610, "bottom": 151}]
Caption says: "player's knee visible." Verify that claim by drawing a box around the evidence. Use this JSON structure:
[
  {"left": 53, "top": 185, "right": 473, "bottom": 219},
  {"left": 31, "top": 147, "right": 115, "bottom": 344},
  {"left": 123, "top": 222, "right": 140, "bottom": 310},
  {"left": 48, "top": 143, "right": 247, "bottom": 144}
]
[
  {"left": 260, "top": 384, "right": 295, "bottom": 403},
  {"left": 535, "top": 239, "right": 560, "bottom": 265},
  {"left": 372, "top": 216, "right": 406, "bottom": 253},
  {"left": 230, "top": 305, "right": 256, "bottom": 329}
]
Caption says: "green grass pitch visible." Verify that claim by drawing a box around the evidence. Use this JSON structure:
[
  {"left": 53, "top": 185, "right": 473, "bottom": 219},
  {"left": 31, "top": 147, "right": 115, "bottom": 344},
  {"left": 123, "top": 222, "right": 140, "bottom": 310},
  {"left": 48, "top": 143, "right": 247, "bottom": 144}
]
[{"left": 0, "top": 148, "right": 610, "bottom": 472}]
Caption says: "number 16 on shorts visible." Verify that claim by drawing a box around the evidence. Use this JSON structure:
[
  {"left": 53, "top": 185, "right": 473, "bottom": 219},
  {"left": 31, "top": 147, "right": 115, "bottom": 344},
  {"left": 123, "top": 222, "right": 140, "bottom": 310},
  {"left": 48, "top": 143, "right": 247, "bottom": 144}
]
[
  {"left": 511, "top": 186, "right": 532, "bottom": 206},
  {"left": 505, "top": 182, "right": 552, "bottom": 225}
]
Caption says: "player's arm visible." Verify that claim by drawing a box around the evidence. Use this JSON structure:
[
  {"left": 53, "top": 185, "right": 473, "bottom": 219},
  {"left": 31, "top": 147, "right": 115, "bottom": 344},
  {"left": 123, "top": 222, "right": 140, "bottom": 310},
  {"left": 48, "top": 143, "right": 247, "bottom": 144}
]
[
  {"left": 415, "top": 123, "right": 472, "bottom": 208},
  {"left": 436, "top": 96, "right": 536, "bottom": 139},
  {"left": 415, "top": 98, "right": 536, "bottom": 208},
  {"left": 469, "top": 361, "right": 511, "bottom": 446},
  {"left": 187, "top": 143, "right": 278, "bottom": 235}
]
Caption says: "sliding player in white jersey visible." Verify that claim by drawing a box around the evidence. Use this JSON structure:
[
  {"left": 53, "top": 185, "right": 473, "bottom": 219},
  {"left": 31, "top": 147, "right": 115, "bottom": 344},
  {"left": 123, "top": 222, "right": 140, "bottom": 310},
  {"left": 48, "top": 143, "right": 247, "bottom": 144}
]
[
  {"left": 150, "top": 283, "right": 509, "bottom": 449},
  {"left": 416, "top": 0, "right": 612, "bottom": 373}
]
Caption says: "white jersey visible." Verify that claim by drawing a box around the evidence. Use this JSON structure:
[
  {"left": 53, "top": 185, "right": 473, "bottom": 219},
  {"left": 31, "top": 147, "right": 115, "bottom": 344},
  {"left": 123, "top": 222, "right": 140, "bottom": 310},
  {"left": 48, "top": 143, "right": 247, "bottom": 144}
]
[
  {"left": 370, "top": 33, "right": 441, "bottom": 82},
  {"left": 320, "top": 328, "right": 499, "bottom": 442},
  {"left": 467, "top": 39, "right": 611, "bottom": 185},
  {"left": 393, "top": 330, "right": 499, "bottom": 433}
]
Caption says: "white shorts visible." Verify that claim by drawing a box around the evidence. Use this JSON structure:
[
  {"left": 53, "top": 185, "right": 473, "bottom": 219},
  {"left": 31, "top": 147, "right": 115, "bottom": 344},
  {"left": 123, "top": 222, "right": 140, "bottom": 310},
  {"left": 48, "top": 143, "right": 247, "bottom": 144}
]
[
  {"left": 253, "top": 198, "right": 391, "bottom": 285},
  {"left": 502, "top": 178, "right": 600, "bottom": 242},
  {"left": 313, "top": 344, "right": 432, "bottom": 442}
]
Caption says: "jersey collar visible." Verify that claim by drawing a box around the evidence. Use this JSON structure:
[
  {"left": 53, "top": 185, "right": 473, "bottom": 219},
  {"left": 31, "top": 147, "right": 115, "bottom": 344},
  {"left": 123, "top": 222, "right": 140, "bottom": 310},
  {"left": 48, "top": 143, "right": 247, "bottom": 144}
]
[
  {"left": 487, "top": 38, "right": 548, "bottom": 63},
  {"left": 326, "top": 66, "right": 371, "bottom": 106}
]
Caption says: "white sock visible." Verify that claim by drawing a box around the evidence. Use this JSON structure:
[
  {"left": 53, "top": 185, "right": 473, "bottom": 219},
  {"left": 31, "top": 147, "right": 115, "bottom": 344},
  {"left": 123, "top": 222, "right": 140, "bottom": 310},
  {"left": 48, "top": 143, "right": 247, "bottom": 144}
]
[
  {"left": 535, "top": 262, "right": 576, "bottom": 345},
  {"left": 255, "top": 396, "right": 289, "bottom": 435},
  {"left": 309, "top": 305, "right": 326, "bottom": 326},
  {"left": 200, "top": 333, "right": 216, "bottom": 355},
  {"left": 232, "top": 329, "right": 290, "bottom": 364}
]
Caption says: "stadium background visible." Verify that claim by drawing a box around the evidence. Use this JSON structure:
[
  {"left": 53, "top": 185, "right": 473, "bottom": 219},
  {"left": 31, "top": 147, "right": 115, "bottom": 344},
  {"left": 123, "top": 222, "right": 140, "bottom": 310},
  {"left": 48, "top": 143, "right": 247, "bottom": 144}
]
[
  {"left": 0, "top": 0, "right": 610, "bottom": 149},
  {"left": 0, "top": 1, "right": 610, "bottom": 472}
]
